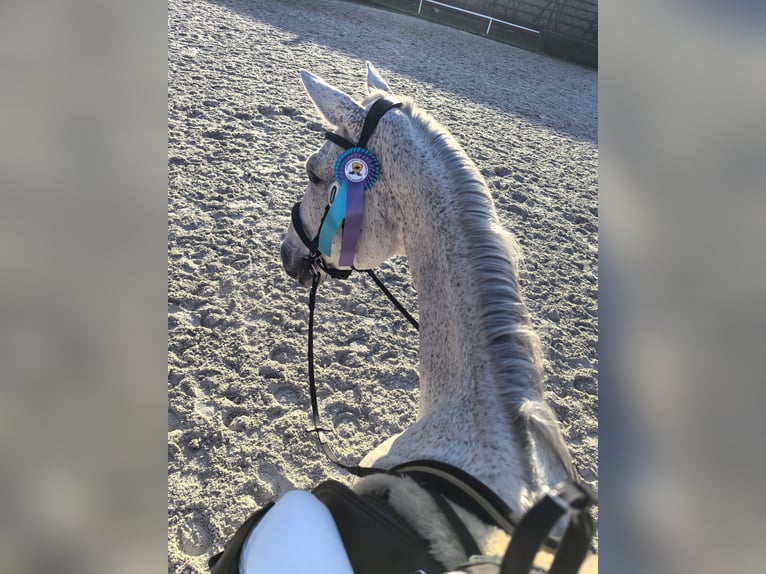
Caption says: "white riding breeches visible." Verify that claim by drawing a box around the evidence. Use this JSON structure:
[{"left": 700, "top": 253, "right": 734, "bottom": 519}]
[{"left": 238, "top": 490, "right": 354, "bottom": 574}]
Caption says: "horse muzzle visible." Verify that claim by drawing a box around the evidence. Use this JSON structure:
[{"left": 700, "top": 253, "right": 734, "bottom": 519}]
[{"left": 280, "top": 240, "right": 319, "bottom": 287}]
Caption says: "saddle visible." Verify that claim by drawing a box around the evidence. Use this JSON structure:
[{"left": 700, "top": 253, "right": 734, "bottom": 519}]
[
  {"left": 208, "top": 479, "right": 445, "bottom": 574},
  {"left": 208, "top": 461, "right": 596, "bottom": 574}
]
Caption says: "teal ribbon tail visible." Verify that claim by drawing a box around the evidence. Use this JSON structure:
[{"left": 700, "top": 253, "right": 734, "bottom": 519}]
[{"left": 317, "top": 181, "right": 348, "bottom": 256}]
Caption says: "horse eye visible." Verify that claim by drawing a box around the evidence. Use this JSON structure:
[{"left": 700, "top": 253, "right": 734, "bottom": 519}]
[
  {"left": 328, "top": 183, "right": 338, "bottom": 204},
  {"left": 307, "top": 169, "right": 321, "bottom": 185}
]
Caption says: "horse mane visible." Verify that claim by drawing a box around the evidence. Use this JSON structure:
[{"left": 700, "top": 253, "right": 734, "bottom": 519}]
[{"left": 378, "top": 95, "right": 576, "bottom": 481}]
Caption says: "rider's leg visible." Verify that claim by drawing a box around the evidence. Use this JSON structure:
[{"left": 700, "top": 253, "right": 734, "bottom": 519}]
[{"left": 238, "top": 490, "right": 354, "bottom": 574}]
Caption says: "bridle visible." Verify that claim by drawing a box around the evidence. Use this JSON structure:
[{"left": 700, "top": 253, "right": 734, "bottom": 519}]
[
  {"left": 290, "top": 96, "right": 403, "bottom": 281},
  {"left": 286, "top": 97, "right": 596, "bottom": 571}
]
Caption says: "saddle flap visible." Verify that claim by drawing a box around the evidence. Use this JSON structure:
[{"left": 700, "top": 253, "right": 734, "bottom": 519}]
[{"left": 312, "top": 479, "right": 446, "bottom": 574}]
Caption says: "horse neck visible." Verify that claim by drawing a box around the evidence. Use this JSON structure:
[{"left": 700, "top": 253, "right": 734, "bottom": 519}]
[
  {"left": 391, "top": 118, "right": 575, "bottom": 489},
  {"left": 403, "top": 175, "right": 541, "bottom": 415}
]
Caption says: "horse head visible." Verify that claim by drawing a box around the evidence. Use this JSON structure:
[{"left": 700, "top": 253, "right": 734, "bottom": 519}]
[{"left": 280, "top": 63, "right": 407, "bottom": 286}]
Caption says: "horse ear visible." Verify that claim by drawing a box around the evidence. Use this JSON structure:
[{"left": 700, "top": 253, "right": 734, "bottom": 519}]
[
  {"left": 365, "top": 62, "right": 391, "bottom": 94},
  {"left": 300, "top": 70, "right": 364, "bottom": 128}
]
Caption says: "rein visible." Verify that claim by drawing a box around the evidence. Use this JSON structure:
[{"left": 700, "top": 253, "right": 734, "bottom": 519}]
[{"left": 305, "top": 267, "right": 418, "bottom": 477}]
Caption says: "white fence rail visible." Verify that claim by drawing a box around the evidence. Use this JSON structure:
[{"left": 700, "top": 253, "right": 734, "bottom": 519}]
[{"left": 417, "top": 0, "right": 541, "bottom": 35}]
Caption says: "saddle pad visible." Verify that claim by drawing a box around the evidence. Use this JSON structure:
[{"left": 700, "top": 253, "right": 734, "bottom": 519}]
[{"left": 312, "top": 479, "right": 447, "bottom": 574}]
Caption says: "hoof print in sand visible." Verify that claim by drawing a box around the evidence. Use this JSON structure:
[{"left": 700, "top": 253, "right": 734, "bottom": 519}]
[
  {"left": 257, "top": 462, "right": 294, "bottom": 497},
  {"left": 222, "top": 407, "right": 250, "bottom": 432},
  {"left": 333, "top": 409, "right": 361, "bottom": 438},
  {"left": 268, "top": 343, "right": 297, "bottom": 364},
  {"left": 269, "top": 382, "right": 303, "bottom": 406},
  {"left": 258, "top": 362, "right": 284, "bottom": 380},
  {"left": 177, "top": 516, "right": 212, "bottom": 557}
]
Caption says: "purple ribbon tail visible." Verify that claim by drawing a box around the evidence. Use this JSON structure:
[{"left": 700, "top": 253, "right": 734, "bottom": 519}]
[{"left": 338, "top": 181, "right": 364, "bottom": 268}]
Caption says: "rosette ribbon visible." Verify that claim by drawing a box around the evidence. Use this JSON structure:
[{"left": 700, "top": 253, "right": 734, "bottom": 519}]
[{"left": 317, "top": 147, "right": 380, "bottom": 267}]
